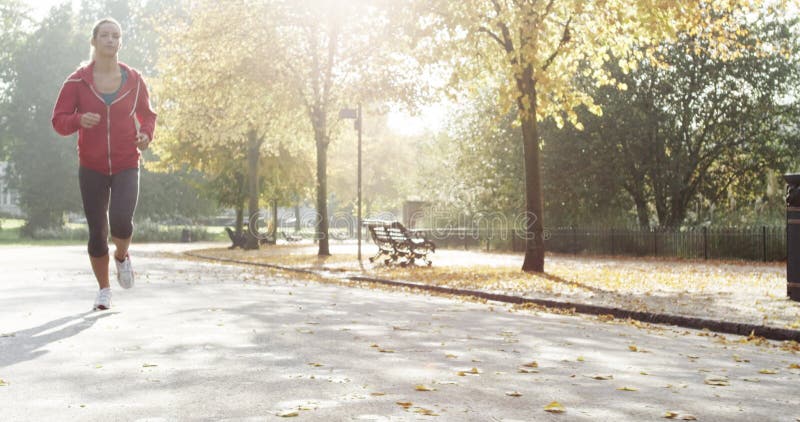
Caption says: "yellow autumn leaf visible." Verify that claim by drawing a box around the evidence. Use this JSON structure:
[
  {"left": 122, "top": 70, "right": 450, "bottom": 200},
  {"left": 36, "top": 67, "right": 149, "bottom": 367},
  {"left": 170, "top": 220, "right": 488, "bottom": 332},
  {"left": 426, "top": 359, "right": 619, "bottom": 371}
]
[
  {"left": 307, "top": 362, "right": 323, "bottom": 367},
  {"left": 415, "top": 384, "right": 436, "bottom": 391},
  {"left": 759, "top": 369, "right": 778, "bottom": 374},
  {"left": 414, "top": 408, "right": 438, "bottom": 416},
  {"left": 142, "top": 363, "right": 158, "bottom": 368},
  {"left": 370, "top": 392, "right": 385, "bottom": 396},
  {"left": 704, "top": 375, "right": 730, "bottom": 386},
  {"left": 522, "top": 361, "right": 539, "bottom": 368},
  {"left": 445, "top": 354, "right": 457, "bottom": 359},
  {"left": 278, "top": 410, "right": 299, "bottom": 417},
  {"left": 664, "top": 411, "right": 679, "bottom": 419},
  {"left": 789, "top": 363, "right": 800, "bottom": 369},
  {"left": 0, "top": 379, "right": 7, "bottom": 386},
  {"left": 396, "top": 401, "right": 413, "bottom": 408},
  {"left": 617, "top": 386, "right": 638, "bottom": 391},
  {"left": 544, "top": 401, "right": 566, "bottom": 413},
  {"left": 506, "top": 391, "right": 522, "bottom": 397},
  {"left": 628, "top": 345, "right": 638, "bottom": 352}
]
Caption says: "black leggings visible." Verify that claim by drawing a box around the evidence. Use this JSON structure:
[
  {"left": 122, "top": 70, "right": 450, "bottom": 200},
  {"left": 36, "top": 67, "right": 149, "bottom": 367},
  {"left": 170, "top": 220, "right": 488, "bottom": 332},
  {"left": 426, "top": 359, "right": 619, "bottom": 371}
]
[{"left": 79, "top": 166, "right": 139, "bottom": 258}]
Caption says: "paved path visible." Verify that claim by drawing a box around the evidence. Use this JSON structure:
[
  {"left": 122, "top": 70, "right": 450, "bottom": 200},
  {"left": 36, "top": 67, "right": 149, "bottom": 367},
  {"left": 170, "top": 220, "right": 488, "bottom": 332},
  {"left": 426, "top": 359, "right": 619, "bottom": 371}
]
[{"left": 1, "top": 244, "right": 799, "bottom": 421}]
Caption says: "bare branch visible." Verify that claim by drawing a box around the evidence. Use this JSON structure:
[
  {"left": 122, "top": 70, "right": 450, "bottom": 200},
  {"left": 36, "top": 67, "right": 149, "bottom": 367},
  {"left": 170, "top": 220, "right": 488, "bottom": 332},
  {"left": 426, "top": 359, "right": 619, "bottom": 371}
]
[{"left": 541, "top": 15, "right": 572, "bottom": 72}]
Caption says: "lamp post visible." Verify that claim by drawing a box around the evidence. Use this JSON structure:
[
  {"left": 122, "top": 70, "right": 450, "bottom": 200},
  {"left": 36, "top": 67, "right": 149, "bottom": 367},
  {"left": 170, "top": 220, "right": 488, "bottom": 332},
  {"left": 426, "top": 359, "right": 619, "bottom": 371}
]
[{"left": 339, "top": 104, "right": 362, "bottom": 261}]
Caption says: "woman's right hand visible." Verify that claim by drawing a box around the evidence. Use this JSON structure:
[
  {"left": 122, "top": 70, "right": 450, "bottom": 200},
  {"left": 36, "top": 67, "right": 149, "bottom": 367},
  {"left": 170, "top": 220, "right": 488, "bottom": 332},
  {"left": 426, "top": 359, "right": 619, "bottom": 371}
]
[{"left": 80, "top": 112, "right": 101, "bottom": 129}]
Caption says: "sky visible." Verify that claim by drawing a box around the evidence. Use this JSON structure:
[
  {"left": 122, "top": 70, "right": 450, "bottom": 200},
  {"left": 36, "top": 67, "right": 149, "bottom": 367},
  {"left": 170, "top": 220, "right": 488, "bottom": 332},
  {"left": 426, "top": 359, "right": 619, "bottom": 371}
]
[{"left": 23, "top": 0, "right": 75, "bottom": 20}]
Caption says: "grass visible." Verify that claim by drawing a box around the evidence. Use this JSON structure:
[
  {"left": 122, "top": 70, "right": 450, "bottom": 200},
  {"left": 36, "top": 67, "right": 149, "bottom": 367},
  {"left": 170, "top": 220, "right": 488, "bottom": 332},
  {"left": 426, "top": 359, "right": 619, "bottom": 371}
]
[
  {"left": 0, "top": 218, "right": 228, "bottom": 245},
  {"left": 188, "top": 244, "right": 800, "bottom": 330}
]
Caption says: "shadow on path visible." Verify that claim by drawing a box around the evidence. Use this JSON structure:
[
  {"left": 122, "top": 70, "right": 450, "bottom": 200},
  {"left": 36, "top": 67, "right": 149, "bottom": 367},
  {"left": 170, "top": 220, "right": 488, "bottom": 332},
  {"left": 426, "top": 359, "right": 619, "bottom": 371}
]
[{"left": 0, "top": 311, "right": 115, "bottom": 368}]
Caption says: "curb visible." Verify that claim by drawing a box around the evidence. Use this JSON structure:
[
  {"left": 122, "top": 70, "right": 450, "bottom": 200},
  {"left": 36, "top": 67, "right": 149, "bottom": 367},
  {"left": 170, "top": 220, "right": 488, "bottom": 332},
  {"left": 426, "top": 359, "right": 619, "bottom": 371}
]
[{"left": 185, "top": 252, "right": 800, "bottom": 343}]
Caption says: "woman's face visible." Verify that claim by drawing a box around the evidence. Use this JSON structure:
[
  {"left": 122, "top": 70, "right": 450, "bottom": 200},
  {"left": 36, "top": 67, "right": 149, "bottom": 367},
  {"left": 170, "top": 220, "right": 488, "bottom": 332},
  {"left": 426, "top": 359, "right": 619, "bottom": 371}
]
[{"left": 92, "top": 22, "right": 122, "bottom": 57}]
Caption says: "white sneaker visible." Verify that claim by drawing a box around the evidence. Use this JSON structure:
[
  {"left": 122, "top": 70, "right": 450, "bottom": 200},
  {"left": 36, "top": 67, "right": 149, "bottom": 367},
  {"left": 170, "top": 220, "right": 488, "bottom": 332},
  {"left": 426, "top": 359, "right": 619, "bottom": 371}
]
[
  {"left": 94, "top": 288, "right": 112, "bottom": 310},
  {"left": 115, "top": 254, "right": 134, "bottom": 289}
]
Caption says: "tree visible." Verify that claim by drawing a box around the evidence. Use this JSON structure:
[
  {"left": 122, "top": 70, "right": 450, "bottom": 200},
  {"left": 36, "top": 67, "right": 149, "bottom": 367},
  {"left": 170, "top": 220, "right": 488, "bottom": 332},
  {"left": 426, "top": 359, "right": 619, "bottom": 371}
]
[
  {"left": 562, "top": 15, "right": 800, "bottom": 228},
  {"left": 268, "top": 0, "right": 417, "bottom": 256},
  {"left": 154, "top": 0, "right": 308, "bottom": 248},
  {"left": 5, "top": 4, "right": 85, "bottom": 232},
  {"left": 0, "top": 0, "right": 31, "bottom": 159},
  {"left": 412, "top": 0, "right": 766, "bottom": 271}
]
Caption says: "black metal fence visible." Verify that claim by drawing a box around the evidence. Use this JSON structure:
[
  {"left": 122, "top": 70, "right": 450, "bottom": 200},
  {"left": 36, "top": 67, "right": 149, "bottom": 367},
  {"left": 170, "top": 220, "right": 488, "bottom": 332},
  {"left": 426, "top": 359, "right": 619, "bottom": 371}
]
[{"left": 416, "top": 226, "right": 786, "bottom": 262}]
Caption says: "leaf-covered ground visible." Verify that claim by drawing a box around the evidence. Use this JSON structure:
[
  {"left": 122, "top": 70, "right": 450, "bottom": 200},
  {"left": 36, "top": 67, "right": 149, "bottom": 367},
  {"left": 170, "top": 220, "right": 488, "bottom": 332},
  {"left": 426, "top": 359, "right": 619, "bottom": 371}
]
[{"left": 190, "top": 242, "right": 800, "bottom": 331}]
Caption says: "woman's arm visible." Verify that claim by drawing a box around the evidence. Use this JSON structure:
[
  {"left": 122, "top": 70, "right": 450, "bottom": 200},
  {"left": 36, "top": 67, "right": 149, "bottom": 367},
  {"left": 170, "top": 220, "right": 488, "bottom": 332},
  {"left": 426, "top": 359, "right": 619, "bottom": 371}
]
[
  {"left": 51, "top": 78, "right": 84, "bottom": 136},
  {"left": 134, "top": 75, "right": 157, "bottom": 142}
]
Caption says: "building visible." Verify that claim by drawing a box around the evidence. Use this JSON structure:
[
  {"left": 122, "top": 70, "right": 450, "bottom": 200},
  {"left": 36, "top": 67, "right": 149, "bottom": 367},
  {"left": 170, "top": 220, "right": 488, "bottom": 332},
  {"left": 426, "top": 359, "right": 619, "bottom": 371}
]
[{"left": 0, "top": 162, "right": 22, "bottom": 217}]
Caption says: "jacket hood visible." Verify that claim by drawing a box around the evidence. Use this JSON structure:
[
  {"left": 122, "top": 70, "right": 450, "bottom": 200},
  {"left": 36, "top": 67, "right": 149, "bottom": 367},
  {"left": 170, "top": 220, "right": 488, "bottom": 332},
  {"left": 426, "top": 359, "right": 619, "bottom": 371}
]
[{"left": 73, "top": 61, "right": 139, "bottom": 93}]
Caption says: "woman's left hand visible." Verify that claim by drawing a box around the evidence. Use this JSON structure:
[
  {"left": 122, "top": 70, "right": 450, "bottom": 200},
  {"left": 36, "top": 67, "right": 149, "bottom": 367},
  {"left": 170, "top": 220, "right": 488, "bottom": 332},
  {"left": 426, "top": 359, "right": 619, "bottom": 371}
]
[{"left": 135, "top": 133, "right": 151, "bottom": 151}]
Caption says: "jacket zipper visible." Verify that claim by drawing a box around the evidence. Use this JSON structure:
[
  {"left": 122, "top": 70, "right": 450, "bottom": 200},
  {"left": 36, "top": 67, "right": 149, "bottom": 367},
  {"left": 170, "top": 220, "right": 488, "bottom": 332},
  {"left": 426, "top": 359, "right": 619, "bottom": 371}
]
[
  {"left": 106, "top": 104, "right": 112, "bottom": 175},
  {"left": 88, "top": 81, "right": 133, "bottom": 175}
]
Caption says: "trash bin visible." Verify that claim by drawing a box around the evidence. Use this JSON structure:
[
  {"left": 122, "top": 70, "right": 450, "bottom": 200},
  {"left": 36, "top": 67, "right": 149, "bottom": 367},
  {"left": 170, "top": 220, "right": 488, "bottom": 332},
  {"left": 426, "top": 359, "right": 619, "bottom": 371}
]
[
  {"left": 784, "top": 174, "right": 800, "bottom": 301},
  {"left": 181, "top": 228, "right": 192, "bottom": 243}
]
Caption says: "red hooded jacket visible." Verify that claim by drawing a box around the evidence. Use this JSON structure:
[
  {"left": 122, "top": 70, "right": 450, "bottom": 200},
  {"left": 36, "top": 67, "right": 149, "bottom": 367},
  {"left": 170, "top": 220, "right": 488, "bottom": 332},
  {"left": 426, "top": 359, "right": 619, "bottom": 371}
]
[{"left": 52, "top": 61, "right": 157, "bottom": 175}]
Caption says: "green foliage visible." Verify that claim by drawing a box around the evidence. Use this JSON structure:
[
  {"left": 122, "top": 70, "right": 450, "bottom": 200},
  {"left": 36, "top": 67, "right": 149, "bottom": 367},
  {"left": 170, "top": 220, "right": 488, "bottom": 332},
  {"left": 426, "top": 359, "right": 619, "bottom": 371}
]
[{"left": 5, "top": 4, "right": 86, "bottom": 232}]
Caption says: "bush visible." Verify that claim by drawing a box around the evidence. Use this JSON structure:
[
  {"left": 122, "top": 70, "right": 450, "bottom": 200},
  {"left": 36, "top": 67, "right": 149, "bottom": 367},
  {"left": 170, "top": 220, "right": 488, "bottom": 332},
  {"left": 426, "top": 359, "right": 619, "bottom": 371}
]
[{"left": 133, "top": 221, "right": 216, "bottom": 243}]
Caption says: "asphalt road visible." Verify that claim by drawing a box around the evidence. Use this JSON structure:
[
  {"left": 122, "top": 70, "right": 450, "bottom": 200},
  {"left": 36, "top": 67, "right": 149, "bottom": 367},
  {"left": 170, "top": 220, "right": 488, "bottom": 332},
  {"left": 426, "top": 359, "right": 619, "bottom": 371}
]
[{"left": 1, "top": 244, "right": 799, "bottom": 421}]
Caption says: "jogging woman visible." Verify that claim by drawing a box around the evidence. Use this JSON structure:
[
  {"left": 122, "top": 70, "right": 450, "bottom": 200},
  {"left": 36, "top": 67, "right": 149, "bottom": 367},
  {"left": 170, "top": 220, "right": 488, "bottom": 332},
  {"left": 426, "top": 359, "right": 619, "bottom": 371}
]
[{"left": 52, "top": 17, "right": 157, "bottom": 310}]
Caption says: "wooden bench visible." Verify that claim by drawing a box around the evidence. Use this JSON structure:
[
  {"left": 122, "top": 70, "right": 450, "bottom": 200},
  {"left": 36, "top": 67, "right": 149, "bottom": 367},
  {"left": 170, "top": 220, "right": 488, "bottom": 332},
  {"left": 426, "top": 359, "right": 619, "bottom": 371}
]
[
  {"left": 363, "top": 220, "right": 436, "bottom": 266},
  {"left": 226, "top": 227, "right": 273, "bottom": 249},
  {"left": 282, "top": 231, "right": 302, "bottom": 243}
]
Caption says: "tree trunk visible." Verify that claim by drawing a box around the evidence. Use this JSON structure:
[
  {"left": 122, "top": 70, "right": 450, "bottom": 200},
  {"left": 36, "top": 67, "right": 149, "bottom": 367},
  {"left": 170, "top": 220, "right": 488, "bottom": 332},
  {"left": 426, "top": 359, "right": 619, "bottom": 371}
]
[
  {"left": 235, "top": 172, "right": 246, "bottom": 236},
  {"left": 625, "top": 185, "right": 650, "bottom": 228},
  {"left": 272, "top": 198, "right": 279, "bottom": 245},
  {"left": 519, "top": 112, "right": 546, "bottom": 272},
  {"left": 294, "top": 203, "right": 301, "bottom": 233},
  {"left": 516, "top": 71, "right": 545, "bottom": 272},
  {"left": 235, "top": 205, "right": 244, "bottom": 238},
  {"left": 316, "top": 136, "right": 330, "bottom": 256},
  {"left": 245, "top": 131, "right": 262, "bottom": 250}
]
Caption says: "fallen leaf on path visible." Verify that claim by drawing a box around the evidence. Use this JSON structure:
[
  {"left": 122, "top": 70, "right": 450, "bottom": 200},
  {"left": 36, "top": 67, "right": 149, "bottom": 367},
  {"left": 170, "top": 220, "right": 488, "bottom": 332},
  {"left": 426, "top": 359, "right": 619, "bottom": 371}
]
[
  {"left": 308, "top": 362, "right": 324, "bottom": 367},
  {"left": 0, "top": 379, "right": 7, "bottom": 386},
  {"left": 704, "top": 375, "right": 730, "bottom": 386},
  {"left": 278, "top": 410, "right": 299, "bottom": 417},
  {"left": 544, "top": 401, "right": 566, "bottom": 413},
  {"left": 628, "top": 345, "right": 638, "bottom": 352},
  {"left": 789, "top": 363, "right": 800, "bottom": 369},
  {"left": 522, "top": 361, "right": 539, "bottom": 368},
  {"left": 378, "top": 348, "right": 395, "bottom": 353},
  {"left": 414, "top": 408, "right": 438, "bottom": 416},
  {"left": 396, "top": 401, "right": 413, "bottom": 409},
  {"left": 445, "top": 354, "right": 457, "bottom": 359},
  {"left": 577, "top": 356, "right": 585, "bottom": 362},
  {"left": 370, "top": 392, "right": 385, "bottom": 396},
  {"left": 759, "top": 369, "right": 778, "bottom": 374},
  {"left": 142, "top": 364, "right": 158, "bottom": 368},
  {"left": 506, "top": 391, "right": 522, "bottom": 397},
  {"left": 742, "top": 377, "right": 760, "bottom": 382},
  {"left": 518, "top": 368, "right": 539, "bottom": 374},
  {"left": 415, "top": 384, "right": 436, "bottom": 392},
  {"left": 586, "top": 374, "right": 614, "bottom": 380},
  {"left": 663, "top": 411, "right": 697, "bottom": 420},
  {"left": 617, "top": 386, "right": 638, "bottom": 391}
]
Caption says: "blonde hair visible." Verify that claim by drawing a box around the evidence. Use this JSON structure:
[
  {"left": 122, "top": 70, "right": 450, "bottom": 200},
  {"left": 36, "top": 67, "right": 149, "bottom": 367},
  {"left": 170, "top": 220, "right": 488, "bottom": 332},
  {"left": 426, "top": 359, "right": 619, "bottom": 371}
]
[{"left": 88, "top": 17, "right": 122, "bottom": 62}]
